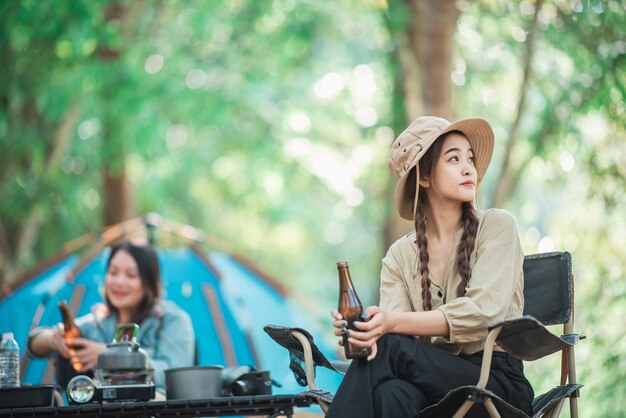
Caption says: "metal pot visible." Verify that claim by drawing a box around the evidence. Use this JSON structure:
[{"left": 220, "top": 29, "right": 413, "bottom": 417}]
[{"left": 165, "top": 366, "right": 223, "bottom": 400}]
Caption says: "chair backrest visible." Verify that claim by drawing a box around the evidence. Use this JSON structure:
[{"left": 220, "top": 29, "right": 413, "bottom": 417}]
[{"left": 522, "top": 251, "right": 573, "bottom": 325}]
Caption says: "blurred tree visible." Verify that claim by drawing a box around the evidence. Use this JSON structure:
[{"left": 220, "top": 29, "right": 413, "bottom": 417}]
[
  {"left": 1, "top": 1, "right": 625, "bottom": 414},
  {"left": 382, "top": 0, "right": 460, "bottom": 246},
  {"left": 0, "top": 1, "right": 94, "bottom": 287},
  {"left": 0, "top": 0, "right": 392, "bottom": 302}
]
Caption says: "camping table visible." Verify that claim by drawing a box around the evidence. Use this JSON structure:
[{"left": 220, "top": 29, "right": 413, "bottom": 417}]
[{"left": 0, "top": 394, "right": 314, "bottom": 417}]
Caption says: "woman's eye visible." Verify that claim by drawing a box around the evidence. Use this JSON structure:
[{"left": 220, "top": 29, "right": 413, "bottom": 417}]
[{"left": 449, "top": 156, "right": 459, "bottom": 162}]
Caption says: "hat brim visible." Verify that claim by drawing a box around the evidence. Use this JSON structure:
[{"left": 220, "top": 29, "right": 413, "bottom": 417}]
[{"left": 394, "top": 118, "right": 494, "bottom": 220}]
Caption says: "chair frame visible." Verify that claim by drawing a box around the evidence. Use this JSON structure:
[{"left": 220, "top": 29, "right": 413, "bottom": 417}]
[
  {"left": 449, "top": 300, "right": 580, "bottom": 418},
  {"left": 267, "top": 251, "right": 583, "bottom": 418}
]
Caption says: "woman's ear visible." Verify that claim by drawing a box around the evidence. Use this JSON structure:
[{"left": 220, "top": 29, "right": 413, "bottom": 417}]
[{"left": 419, "top": 177, "right": 430, "bottom": 188}]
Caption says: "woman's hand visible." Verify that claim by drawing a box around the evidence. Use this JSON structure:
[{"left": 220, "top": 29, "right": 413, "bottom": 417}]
[
  {"left": 330, "top": 311, "right": 348, "bottom": 345},
  {"left": 330, "top": 306, "right": 392, "bottom": 361},
  {"left": 65, "top": 338, "right": 107, "bottom": 372},
  {"left": 348, "top": 306, "right": 393, "bottom": 361},
  {"left": 47, "top": 324, "right": 71, "bottom": 358}
]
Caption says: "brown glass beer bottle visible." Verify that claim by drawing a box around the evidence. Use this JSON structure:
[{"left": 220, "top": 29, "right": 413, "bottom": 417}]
[
  {"left": 58, "top": 301, "right": 82, "bottom": 371},
  {"left": 337, "top": 261, "right": 371, "bottom": 359}
]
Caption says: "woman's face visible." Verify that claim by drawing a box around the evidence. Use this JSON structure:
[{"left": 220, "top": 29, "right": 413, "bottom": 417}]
[
  {"left": 105, "top": 250, "right": 146, "bottom": 315},
  {"left": 422, "top": 133, "right": 477, "bottom": 205}
]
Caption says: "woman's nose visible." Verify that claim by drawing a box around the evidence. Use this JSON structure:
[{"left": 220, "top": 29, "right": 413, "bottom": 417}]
[{"left": 462, "top": 161, "right": 476, "bottom": 176}]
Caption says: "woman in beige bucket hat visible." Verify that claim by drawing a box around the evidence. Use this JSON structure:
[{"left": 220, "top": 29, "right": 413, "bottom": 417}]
[{"left": 328, "top": 116, "right": 533, "bottom": 417}]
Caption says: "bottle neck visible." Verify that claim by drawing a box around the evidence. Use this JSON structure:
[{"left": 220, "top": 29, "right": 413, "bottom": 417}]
[
  {"left": 59, "top": 304, "right": 76, "bottom": 331},
  {"left": 337, "top": 267, "right": 355, "bottom": 292}
]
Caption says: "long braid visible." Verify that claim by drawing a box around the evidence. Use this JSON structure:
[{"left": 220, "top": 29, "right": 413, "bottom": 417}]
[
  {"left": 415, "top": 194, "right": 432, "bottom": 312},
  {"left": 415, "top": 193, "right": 432, "bottom": 344},
  {"left": 456, "top": 202, "right": 479, "bottom": 296}
]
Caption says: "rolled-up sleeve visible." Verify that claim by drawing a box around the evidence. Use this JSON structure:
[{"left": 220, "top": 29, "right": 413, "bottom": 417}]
[{"left": 438, "top": 210, "right": 524, "bottom": 344}]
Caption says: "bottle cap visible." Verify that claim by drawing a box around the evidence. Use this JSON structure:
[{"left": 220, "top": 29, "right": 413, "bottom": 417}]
[{"left": 2, "top": 332, "right": 14, "bottom": 340}]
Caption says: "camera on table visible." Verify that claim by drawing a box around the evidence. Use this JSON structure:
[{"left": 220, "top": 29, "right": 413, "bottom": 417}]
[{"left": 222, "top": 365, "right": 278, "bottom": 396}]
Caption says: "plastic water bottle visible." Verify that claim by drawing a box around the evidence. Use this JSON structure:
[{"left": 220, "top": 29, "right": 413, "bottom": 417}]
[{"left": 0, "top": 332, "right": 20, "bottom": 388}]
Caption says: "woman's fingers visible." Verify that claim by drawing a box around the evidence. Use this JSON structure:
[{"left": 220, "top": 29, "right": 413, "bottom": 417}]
[
  {"left": 330, "top": 311, "right": 347, "bottom": 330},
  {"left": 352, "top": 311, "right": 383, "bottom": 333},
  {"left": 331, "top": 311, "right": 348, "bottom": 331},
  {"left": 346, "top": 327, "right": 381, "bottom": 347},
  {"left": 345, "top": 309, "right": 385, "bottom": 347},
  {"left": 49, "top": 328, "right": 70, "bottom": 357},
  {"left": 69, "top": 340, "right": 107, "bottom": 372},
  {"left": 362, "top": 306, "right": 381, "bottom": 321},
  {"left": 367, "top": 342, "right": 378, "bottom": 361},
  {"left": 66, "top": 337, "right": 89, "bottom": 348}
]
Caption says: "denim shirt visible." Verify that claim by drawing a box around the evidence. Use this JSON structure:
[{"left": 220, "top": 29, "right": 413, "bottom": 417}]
[{"left": 30, "top": 299, "right": 195, "bottom": 393}]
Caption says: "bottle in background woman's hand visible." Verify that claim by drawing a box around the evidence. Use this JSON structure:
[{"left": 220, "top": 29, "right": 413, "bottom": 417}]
[{"left": 58, "top": 301, "right": 82, "bottom": 371}]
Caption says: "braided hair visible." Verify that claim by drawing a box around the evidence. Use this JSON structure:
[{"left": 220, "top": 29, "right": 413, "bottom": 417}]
[{"left": 412, "top": 132, "right": 480, "bottom": 315}]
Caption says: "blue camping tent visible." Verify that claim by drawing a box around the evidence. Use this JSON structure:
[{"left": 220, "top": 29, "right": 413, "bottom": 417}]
[{"left": 0, "top": 218, "right": 343, "bottom": 401}]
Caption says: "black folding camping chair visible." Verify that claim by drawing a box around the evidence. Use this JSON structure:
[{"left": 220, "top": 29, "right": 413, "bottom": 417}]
[{"left": 265, "top": 251, "right": 584, "bottom": 418}]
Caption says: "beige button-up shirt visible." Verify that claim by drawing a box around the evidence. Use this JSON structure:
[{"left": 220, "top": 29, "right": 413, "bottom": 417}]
[{"left": 379, "top": 208, "right": 524, "bottom": 355}]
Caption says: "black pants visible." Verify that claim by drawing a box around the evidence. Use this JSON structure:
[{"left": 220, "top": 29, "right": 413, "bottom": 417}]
[{"left": 325, "top": 334, "right": 534, "bottom": 418}]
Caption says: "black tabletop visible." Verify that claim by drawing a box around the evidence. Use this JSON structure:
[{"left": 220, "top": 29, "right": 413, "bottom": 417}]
[{"left": 0, "top": 394, "right": 313, "bottom": 418}]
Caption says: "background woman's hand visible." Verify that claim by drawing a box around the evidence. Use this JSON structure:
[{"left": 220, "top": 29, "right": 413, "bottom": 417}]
[
  {"left": 66, "top": 338, "right": 107, "bottom": 372},
  {"left": 47, "top": 324, "right": 71, "bottom": 358}
]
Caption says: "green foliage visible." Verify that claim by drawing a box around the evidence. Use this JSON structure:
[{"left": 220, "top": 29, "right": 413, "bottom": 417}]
[
  {"left": 1, "top": 0, "right": 625, "bottom": 415},
  {"left": 0, "top": 0, "right": 391, "bottom": 305},
  {"left": 453, "top": 1, "right": 626, "bottom": 416}
]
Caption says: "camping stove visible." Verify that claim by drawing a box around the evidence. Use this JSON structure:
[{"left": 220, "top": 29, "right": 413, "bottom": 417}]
[{"left": 67, "top": 324, "right": 155, "bottom": 404}]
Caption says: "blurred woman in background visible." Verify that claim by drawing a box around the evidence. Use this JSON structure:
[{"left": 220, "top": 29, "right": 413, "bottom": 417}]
[{"left": 28, "top": 239, "right": 195, "bottom": 396}]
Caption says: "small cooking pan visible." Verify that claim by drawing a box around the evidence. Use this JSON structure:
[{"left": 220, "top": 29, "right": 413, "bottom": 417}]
[{"left": 165, "top": 366, "right": 223, "bottom": 400}]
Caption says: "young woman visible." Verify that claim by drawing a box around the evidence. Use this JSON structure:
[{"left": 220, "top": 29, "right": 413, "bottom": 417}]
[
  {"left": 328, "top": 116, "right": 534, "bottom": 417},
  {"left": 28, "top": 240, "right": 195, "bottom": 395}
]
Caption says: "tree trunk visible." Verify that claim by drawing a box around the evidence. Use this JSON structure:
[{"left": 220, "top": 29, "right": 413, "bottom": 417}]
[
  {"left": 98, "top": 2, "right": 135, "bottom": 227},
  {"left": 102, "top": 134, "right": 132, "bottom": 227},
  {"left": 383, "top": 0, "right": 460, "bottom": 249}
]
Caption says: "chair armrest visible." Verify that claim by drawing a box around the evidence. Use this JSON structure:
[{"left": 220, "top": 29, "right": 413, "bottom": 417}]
[
  {"left": 262, "top": 325, "right": 350, "bottom": 414},
  {"left": 291, "top": 330, "right": 322, "bottom": 390},
  {"left": 263, "top": 324, "right": 338, "bottom": 372},
  {"left": 492, "top": 316, "right": 580, "bottom": 361},
  {"left": 263, "top": 323, "right": 342, "bottom": 399},
  {"left": 476, "top": 325, "right": 502, "bottom": 389}
]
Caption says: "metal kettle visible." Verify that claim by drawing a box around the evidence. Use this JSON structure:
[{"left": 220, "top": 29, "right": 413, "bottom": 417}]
[
  {"left": 95, "top": 323, "right": 153, "bottom": 386},
  {"left": 97, "top": 323, "right": 149, "bottom": 371}
]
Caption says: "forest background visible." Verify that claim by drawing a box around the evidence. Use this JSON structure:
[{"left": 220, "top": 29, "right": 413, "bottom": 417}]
[{"left": 1, "top": 0, "right": 624, "bottom": 416}]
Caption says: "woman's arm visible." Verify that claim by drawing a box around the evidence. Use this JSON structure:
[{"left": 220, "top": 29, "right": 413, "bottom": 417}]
[
  {"left": 28, "top": 324, "right": 71, "bottom": 358},
  {"left": 437, "top": 209, "right": 524, "bottom": 344},
  {"left": 338, "top": 307, "right": 449, "bottom": 360}
]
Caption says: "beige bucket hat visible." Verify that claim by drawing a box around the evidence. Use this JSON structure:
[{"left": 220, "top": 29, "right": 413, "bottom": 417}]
[{"left": 389, "top": 116, "right": 495, "bottom": 220}]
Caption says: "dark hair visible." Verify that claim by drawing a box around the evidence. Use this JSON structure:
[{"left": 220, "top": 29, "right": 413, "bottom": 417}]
[
  {"left": 105, "top": 240, "right": 161, "bottom": 324},
  {"left": 412, "top": 132, "right": 479, "bottom": 316}
]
